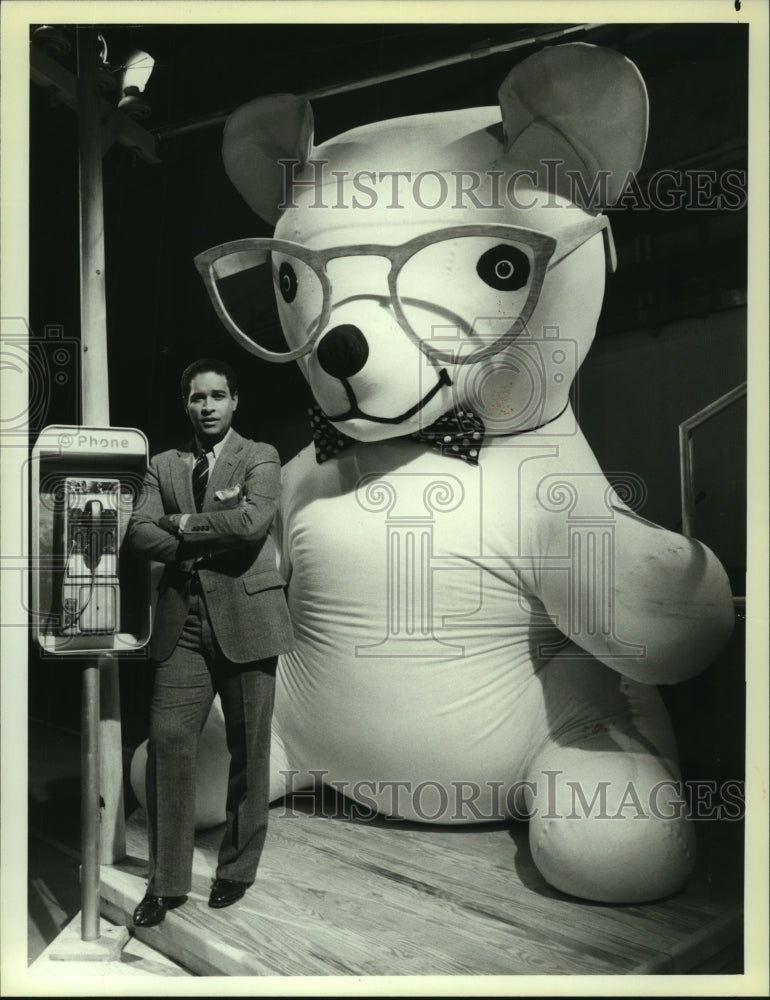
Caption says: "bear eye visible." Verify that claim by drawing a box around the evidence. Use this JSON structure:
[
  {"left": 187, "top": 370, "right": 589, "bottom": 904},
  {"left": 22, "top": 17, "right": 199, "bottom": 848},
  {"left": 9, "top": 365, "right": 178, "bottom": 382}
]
[
  {"left": 278, "top": 261, "right": 298, "bottom": 303},
  {"left": 476, "top": 245, "right": 530, "bottom": 291}
]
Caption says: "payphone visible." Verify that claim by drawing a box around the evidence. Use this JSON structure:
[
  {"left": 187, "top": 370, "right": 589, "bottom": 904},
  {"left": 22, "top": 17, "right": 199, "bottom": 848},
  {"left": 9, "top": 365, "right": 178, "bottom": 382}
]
[
  {"left": 59, "top": 477, "right": 121, "bottom": 635},
  {"left": 31, "top": 425, "right": 151, "bottom": 655}
]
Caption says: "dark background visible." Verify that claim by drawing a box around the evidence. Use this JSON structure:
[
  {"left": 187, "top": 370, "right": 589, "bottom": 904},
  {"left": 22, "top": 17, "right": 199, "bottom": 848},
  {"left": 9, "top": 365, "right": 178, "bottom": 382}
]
[{"left": 28, "top": 21, "right": 747, "bottom": 805}]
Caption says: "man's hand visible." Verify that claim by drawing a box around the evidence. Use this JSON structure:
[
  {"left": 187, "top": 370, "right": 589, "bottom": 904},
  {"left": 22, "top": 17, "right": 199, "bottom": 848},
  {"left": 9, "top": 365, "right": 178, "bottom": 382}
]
[{"left": 158, "top": 513, "right": 182, "bottom": 537}]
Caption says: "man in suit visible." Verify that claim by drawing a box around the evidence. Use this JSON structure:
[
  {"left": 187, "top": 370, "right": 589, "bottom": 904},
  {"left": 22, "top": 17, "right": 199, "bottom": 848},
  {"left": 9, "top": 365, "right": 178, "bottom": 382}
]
[{"left": 128, "top": 357, "right": 294, "bottom": 927}]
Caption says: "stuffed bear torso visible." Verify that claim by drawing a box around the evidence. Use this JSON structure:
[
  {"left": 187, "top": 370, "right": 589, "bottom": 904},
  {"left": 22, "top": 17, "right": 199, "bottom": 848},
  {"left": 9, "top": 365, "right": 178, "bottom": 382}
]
[
  {"left": 271, "top": 418, "right": 669, "bottom": 821},
  {"left": 274, "top": 436, "right": 568, "bottom": 812},
  {"left": 132, "top": 42, "right": 735, "bottom": 903}
]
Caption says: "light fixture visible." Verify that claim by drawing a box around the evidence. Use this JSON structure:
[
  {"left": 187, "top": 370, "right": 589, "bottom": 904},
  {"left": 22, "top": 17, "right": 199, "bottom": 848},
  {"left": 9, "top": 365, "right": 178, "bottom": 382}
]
[
  {"left": 118, "top": 49, "right": 155, "bottom": 120},
  {"left": 96, "top": 34, "right": 117, "bottom": 94},
  {"left": 31, "top": 24, "right": 72, "bottom": 57}
]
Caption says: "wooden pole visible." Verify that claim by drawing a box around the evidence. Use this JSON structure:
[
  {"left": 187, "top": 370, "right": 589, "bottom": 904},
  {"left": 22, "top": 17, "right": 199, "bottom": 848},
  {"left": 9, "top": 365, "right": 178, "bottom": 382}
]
[
  {"left": 76, "top": 25, "right": 126, "bottom": 941},
  {"left": 77, "top": 28, "right": 110, "bottom": 412},
  {"left": 98, "top": 652, "right": 126, "bottom": 864}
]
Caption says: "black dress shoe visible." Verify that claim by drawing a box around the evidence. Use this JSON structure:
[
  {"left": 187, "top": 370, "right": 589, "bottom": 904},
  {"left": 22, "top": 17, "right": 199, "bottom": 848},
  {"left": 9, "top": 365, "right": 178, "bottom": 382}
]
[
  {"left": 133, "top": 892, "right": 187, "bottom": 927},
  {"left": 208, "top": 878, "right": 251, "bottom": 909}
]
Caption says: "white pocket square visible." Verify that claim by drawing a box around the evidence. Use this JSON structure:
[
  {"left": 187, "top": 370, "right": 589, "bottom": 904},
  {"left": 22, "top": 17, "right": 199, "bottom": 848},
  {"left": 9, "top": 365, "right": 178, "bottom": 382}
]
[{"left": 214, "top": 484, "right": 242, "bottom": 502}]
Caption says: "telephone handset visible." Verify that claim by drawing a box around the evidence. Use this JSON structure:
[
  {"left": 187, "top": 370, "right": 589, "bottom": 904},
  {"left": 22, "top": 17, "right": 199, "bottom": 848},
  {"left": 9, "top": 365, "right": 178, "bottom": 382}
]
[{"left": 60, "top": 478, "right": 120, "bottom": 634}]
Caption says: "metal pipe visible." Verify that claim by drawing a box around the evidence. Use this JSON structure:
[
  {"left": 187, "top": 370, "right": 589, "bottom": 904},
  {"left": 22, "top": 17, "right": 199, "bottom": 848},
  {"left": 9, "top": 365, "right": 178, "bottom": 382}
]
[
  {"left": 679, "top": 382, "right": 747, "bottom": 436},
  {"left": 153, "top": 22, "right": 599, "bottom": 142},
  {"left": 80, "top": 662, "right": 101, "bottom": 941},
  {"left": 678, "top": 382, "right": 747, "bottom": 538},
  {"left": 679, "top": 424, "right": 697, "bottom": 540}
]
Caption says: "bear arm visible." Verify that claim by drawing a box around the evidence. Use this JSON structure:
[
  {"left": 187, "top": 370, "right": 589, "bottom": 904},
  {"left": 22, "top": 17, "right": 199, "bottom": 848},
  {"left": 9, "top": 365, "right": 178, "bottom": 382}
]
[{"left": 519, "top": 481, "right": 735, "bottom": 685}]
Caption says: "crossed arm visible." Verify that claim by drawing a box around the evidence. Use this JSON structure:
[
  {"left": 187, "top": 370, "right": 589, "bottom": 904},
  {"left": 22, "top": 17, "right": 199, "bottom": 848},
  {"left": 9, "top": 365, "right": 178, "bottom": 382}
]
[{"left": 127, "top": 448, "right": 281, "bottom": 565}]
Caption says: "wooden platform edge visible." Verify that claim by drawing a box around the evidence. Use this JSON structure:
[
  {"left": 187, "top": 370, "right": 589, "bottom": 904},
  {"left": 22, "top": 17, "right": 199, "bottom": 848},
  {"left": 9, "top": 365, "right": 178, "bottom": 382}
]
[
  {"left": 631, "top": 908, "right": 743, "bottom": 974},
  {"left": 99, "top": 898, "right": 196, "bottom": 977},
  {"left": 100, "top": 858, "right": 744, "bottom": 979},
  {"left": 99, "top": 864, "right": 275, "bottom": 977}
]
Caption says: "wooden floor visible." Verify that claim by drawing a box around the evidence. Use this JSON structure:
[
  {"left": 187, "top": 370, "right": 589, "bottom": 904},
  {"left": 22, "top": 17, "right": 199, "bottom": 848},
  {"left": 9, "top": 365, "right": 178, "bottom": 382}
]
[{"left": 100, "top": 795, "right": 743, "bottom": 977}]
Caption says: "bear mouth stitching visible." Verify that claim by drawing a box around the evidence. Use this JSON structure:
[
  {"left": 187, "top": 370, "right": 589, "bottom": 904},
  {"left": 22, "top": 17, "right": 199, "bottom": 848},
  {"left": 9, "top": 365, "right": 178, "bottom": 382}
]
[{"left": 323, "top": 368, "right": 452, "bottom": 424}]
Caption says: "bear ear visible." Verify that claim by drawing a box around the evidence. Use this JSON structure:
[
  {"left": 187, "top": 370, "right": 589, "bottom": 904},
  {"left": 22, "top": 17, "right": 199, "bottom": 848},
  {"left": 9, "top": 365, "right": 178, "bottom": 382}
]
[
  {"left": 222, "top": 95, "right": 315, "bottom": 225},
  {"left": 498, "top": 42, "right": 648, "bottom": 208}
]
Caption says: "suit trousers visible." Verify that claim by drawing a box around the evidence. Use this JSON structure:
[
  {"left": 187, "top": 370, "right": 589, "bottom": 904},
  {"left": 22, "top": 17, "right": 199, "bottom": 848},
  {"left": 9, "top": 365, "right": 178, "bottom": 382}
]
[{"left": 145, "top": 589, "right": 277, "bottom": 896}]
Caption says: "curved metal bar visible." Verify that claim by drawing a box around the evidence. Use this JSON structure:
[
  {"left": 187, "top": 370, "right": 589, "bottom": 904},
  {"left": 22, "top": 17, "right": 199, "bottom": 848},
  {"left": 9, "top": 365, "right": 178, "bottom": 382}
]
[{"left": 678, "top": 381, "right": 747, "bottom": 608}]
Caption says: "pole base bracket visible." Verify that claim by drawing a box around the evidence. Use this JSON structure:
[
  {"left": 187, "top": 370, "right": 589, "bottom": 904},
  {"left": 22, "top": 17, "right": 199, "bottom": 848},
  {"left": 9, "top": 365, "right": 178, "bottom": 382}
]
[{"left": 46, "top": 914, "right": 130, "bottom": 962}]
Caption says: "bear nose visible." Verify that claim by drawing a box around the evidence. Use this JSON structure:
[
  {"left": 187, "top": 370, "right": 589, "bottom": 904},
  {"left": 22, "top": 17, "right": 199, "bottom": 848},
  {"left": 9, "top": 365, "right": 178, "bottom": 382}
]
[{"left": 316, "top": 324, "right": 370, "bottom": 379}]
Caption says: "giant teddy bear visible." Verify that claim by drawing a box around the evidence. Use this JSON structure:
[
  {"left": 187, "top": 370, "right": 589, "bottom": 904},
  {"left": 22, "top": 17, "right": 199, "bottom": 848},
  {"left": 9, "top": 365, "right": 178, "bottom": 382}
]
[{"left": 131, "top": 43, "right": 734, "bottom": 903}]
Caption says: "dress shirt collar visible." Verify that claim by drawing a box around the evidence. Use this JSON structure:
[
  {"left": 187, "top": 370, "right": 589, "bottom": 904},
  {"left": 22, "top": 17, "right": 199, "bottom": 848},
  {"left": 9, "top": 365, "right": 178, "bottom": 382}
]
[{"left": 194, "top": 427, "right": 232, "bottom": 467}]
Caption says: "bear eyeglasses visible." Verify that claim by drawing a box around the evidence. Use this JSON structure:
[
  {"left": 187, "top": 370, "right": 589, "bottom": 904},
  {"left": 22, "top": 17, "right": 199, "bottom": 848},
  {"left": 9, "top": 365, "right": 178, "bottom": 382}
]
[{"left": 195, "top": 217, "right": 615, "bottom": 365}]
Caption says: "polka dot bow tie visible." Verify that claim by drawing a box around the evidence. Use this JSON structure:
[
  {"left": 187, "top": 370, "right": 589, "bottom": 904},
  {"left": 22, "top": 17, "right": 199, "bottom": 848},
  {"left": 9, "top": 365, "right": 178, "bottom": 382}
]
[{"left": 309, "top": 404, "right": 486, "bottom": 465}]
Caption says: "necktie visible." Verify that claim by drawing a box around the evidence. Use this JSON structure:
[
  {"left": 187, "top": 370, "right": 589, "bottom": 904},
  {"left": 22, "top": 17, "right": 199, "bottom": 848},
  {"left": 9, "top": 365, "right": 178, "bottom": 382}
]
[
  {"left": 192, "top": 449, "right": 209, "bottom": 512},
  {"left": 308, "top": 404, "right": 486, "bottom": 465}
]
